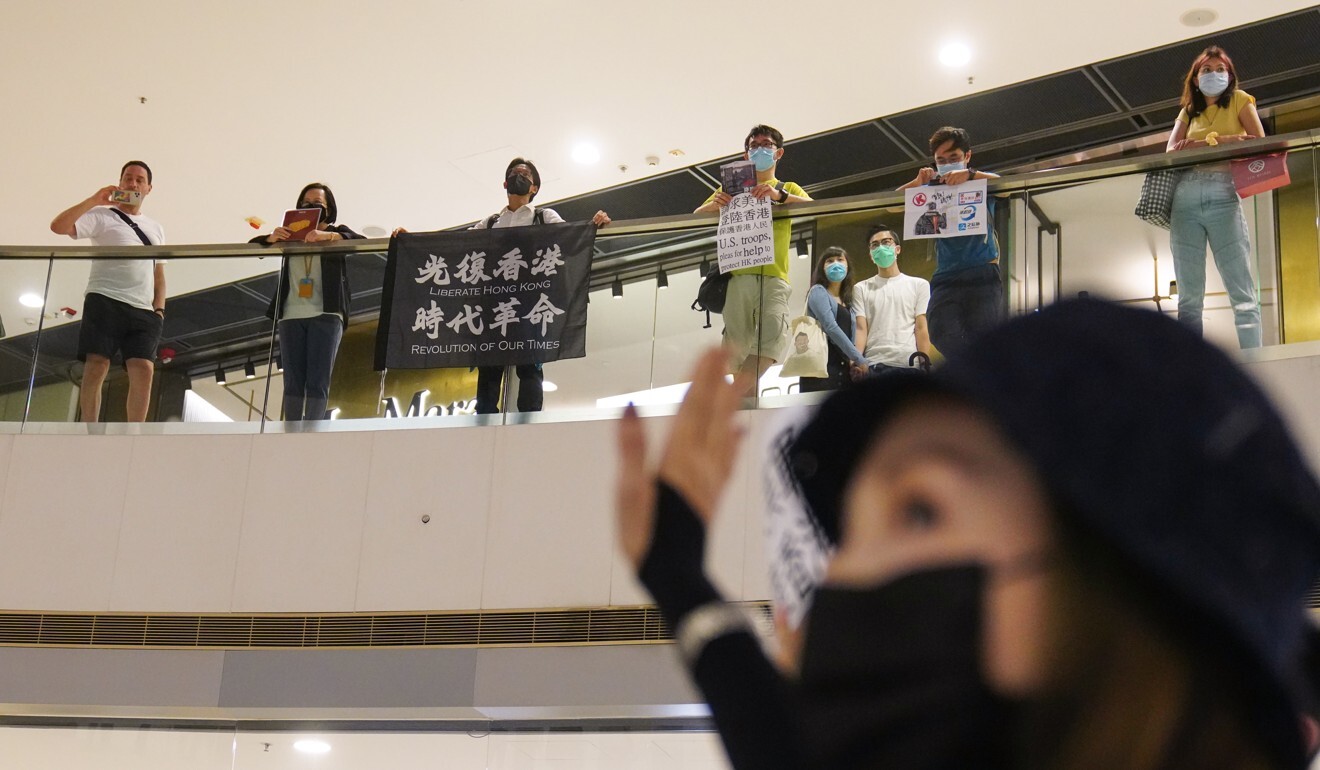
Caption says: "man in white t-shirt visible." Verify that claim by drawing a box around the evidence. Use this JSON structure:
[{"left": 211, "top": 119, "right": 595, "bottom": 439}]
[
  {"left": 851, "top": 227, "right": 931, "bottom": 374},
  {"left": 50, "top": 161, "right": 166, "bottom": 422}
]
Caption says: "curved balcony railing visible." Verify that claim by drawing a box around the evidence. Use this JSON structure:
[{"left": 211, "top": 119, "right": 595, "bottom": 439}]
[{"left": 0, "top": 129, "right": 1316, "bottom": 432}]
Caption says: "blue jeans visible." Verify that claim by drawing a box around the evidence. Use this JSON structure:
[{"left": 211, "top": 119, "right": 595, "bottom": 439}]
[
  {"left": 927, "top": 264, "right": 1005, "bottom": 358},
  {"left": 278, "top": 314, "right": 344, "bottom": 421},
  {"left": 1169, "top": 170, "right": 1260, "bottom": 349}
]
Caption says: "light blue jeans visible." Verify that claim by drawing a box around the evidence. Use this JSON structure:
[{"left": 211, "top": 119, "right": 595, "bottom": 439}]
[{"left": 1169, "top": 169, "right": 1261, "bottom": 349}]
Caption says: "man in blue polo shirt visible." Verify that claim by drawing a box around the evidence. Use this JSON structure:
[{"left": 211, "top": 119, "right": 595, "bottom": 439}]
[{"left": 899, "top": 126, "right": 1002, "bottom": 357}]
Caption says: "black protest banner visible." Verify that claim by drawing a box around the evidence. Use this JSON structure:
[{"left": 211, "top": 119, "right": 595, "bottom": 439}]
[{"left": 374, "top": 221, "right": 594, "bottom": 370}]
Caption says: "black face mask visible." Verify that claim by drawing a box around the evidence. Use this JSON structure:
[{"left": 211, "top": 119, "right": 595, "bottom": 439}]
[
  {"left": 794, "top": 564, "right": 1019, "bottom": 768},
  {"left": 506, "top": 173, "right": 533, "bottom": 197},
  {"left": 301, "top": 202, "right": 328, "bottom": 225}
]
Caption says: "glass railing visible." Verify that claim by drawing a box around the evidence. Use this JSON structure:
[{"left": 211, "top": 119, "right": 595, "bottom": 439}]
[{"left": 2, "top": 128, "right": 1316, "bottom": 432}]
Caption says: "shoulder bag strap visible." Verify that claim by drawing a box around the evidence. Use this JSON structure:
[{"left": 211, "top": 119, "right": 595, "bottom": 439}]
[{"left": 107, "top": 207, "right": 154, "bottom": 246}]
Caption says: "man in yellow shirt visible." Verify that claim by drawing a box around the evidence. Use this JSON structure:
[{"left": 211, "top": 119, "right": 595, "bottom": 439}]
[{"left": 696, "top": 124, "right": 811, "bottom": 396}]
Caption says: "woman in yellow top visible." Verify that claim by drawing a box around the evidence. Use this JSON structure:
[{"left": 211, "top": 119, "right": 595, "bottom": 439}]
[{"left": 1165, "top": 46, "right": 1266, "bottom": 349}]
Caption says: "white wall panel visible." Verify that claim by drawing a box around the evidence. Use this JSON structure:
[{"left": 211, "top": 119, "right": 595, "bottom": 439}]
[
  {"left": 704, "top": 410, "right": 754, "bottom": 601},
  {"left": 356, "top": 427, "right": 495, "bottom": 611},
  {"left": 605, "top": 414, "right": 673, "bottom": 608},
  {"left": 0, "top": 435, "right": 130, "bottom": 611},
  {"left": 482, "top": 421, "right": 617, "bottom": 609},
  {"left": 111, "top": 435, "right": 253, "bottom": 612},
  {"left": 231, "top": 432, "right": 374, "bottom": 612}
]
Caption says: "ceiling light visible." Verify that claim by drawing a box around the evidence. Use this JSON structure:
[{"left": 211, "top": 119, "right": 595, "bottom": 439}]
[
  {"left": 542, "top": 380, "right": 559, "bottom": 393},
  {"left": 18, "top": 293, "right": 43, "bottom": 308},
  {"left": 275, "top": 356, "right": 283, "bottom": 373},
  {"left": 611, "top": 277, "right": 623, "bottom": 299},
  {"left": 361, "top": 225, "right": 387, "bottom": 238},
  {"left": 1169, "top": 280, "right": 1179, "bottom": 300},
  {"left": 572, "top": 142, "right": 601, "bottom": 164},
  {"left": 938, "top": 41, "right": 972, "bottom": 68},
  {"left": 657, "top": 267, "right": 668, "bottom": 289},
  {"left": 215, "top": 365, "right": 226, "bottom": 385},
  {"left": 668, "top": 149, "right": 686, "bottom": 157},
  {"left": 1180, "top": 8, "right": 1217, "bottom": 27},
  {"left": 243, "top": 361, "right": 256, "bottom": 379},
  {"left": 293, "top": 739, "right": 331, "bottom": 754}
]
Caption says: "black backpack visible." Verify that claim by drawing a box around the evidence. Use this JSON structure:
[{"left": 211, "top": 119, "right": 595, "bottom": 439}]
[{"left": 691, "top": 264, "right": 732, "bottom": 329}]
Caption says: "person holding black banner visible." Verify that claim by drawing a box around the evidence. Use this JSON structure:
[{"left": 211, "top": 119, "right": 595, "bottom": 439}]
[
  {"left": 250, "top": 183, "right": 364, "bottom": 421},
  {"left": 695, "top": 125, "right": 811, "bottom": 397},
  {"left": 50, "top": 160, "right": 167, "bottom": 423},
  {"left": 470, "top": 157, "right": 611, "bottom": 414}
]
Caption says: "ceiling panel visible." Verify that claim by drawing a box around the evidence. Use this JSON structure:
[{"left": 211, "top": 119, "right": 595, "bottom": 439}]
[
  {"left": 1094, "top": 8, "right": 1320, "bottom": 109},
  {"left": 887, "top": 70, "right": 1119, "bottom": 150}
]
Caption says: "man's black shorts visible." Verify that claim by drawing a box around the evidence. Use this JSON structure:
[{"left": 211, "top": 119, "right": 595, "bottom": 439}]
[{"left": 77, "top": 292, "right": 162, "bottom": 363}]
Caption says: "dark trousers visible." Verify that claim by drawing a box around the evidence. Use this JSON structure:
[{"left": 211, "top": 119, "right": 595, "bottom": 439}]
[
  {"left": 279, "top": 314, "right": 343, "bottom": 421},
  {"left": 928, "top": 264, "right": 1005, "bottom": 359},
  {"left": 475, "top": 364, "right": 544, "bottom": 414}
]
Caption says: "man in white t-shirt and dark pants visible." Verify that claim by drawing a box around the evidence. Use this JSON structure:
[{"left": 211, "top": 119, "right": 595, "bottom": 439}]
[
  {"left": 50, "top": 161, "right": 166, "bottom": 422},
  {"left": 851, "top": 226, "right": 931, "bottom": 375}
]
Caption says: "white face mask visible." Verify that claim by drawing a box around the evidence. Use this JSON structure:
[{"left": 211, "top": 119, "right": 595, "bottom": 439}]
[{"left": 1198, "top": 71, "right": 1230, "bottom": 98}]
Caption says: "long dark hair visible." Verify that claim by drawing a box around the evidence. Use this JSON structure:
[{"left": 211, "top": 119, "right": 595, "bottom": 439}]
[
  {"left": 813, "top": 246, "right": 854, "bottom": 307},
  {"left": 1180, "top": 46, "right": 1239, "bottom": 120},
  {"left": 297, "top": 182, "right": 338, "bottom": 225}
]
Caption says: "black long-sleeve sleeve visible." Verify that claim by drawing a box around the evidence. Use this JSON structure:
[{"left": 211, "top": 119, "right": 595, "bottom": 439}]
[{"left": 639, "top": 482, "right": 805, "bottom": 770}]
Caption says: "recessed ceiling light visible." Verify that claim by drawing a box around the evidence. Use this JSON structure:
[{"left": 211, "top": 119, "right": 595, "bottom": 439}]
[
  {"left": 294, "top": 739, "right": 331, "bottom": 754},
  {"left": 572, "top": 142, "right": 601, "bottom": 164},
  {"left": 542, "top": 380, "right": 559, "bottom": 393},
  {"left": 1180, "top": 8, "right": 1217, "bottom": 27},
  {"left": 938, "top": 42, "right": 972, "bottom": 68},
  {"left": 361, "top": 226, "right": 387, "bottom": 237},
  {"left": 19, "top": 293, "right": 43, "bottom": 308}
]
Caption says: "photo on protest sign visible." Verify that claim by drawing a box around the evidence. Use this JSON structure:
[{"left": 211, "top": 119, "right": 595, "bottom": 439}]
[
  {"left": 716, "top": 192, "right": 775, "bottom": 274},
  {"left": 374, "top": 221, "right": 595, "bottom": 370},
  {"left": 903, "top": 178, "right": 988, "bottom": 240}
]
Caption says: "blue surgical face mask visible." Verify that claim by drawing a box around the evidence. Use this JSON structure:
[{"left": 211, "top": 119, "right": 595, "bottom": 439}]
[
  {"left": 824, "top": 262, "right": 848, "bottom": 283},
  {"left": 936, "top": 160, "right": 967, "bottom": 177},
  {"left": 749, "top": 147, "right": 777, "bottom": 172},
  {"left": 1198, "top": 71, "right": 1230, "bottom": 98},
  {"left": 871, "top": 244, "right": 897, "bottom": 268}
]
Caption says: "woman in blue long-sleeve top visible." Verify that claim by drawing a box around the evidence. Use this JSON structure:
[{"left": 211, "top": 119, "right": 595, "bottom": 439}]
[{"left": 799, "top": 246, "right": 869, "bottom": 393}]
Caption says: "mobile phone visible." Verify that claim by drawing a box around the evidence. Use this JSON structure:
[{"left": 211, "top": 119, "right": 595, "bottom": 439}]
[{"left": 110, "top": 190, "right": 142, "bottom": 205}]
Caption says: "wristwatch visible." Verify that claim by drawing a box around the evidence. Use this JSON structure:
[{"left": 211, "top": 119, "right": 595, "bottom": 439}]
[{"left": 153, "top": 307, "right": 165, "bottom": 317}]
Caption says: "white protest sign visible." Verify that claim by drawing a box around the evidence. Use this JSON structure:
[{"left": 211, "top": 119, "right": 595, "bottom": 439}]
[
  {"left": 903, "top": 178, "right": 989, "bottom": 240},
  {"left": 717, "top": 193, "right": 775, "bottom": 274},
  {"left": 761, "top": 404, "right": 832, "bottom": 629}
]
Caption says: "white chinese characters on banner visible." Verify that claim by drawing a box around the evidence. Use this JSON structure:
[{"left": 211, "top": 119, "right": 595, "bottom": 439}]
[
  {"left": 716, "top": 193, "right": 775, "bottom": 274},
  {"left": 903, "top": 178, "right": 989, "bottom": 240}
]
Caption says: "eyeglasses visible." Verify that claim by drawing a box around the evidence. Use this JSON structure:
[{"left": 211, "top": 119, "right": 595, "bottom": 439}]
[
  {"left": 870, "top": 238, "right": 897, "bottom": 247},
  {"left": 747, "top": 141, "right": 778, "bottom": 150}
]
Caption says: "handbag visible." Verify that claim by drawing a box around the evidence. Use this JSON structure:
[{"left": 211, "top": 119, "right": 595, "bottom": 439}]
[
  {"left": 1134, "top": 169, "right": 1183, "bottom": 230},
  {"left": 693, "top": 263, "right": 731, "bottom": 314},
  {"left": 691, "top": 264, "right": 733, "bottom": 328},
  {"left": 779, "top": 314, "right": 829, "bottom": 379},
  {"left": 1231, "top": 153, "right": 1291, "bottom": 198}
]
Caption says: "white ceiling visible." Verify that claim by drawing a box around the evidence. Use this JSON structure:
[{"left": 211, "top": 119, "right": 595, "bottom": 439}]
[{"left": 0, "top": 1, "right": 1308, "bottom": 334}]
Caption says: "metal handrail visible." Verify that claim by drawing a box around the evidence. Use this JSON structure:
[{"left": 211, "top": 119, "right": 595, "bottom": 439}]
[{"left": 2, "top": 128, "right": 1315, "bottom": 261}]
